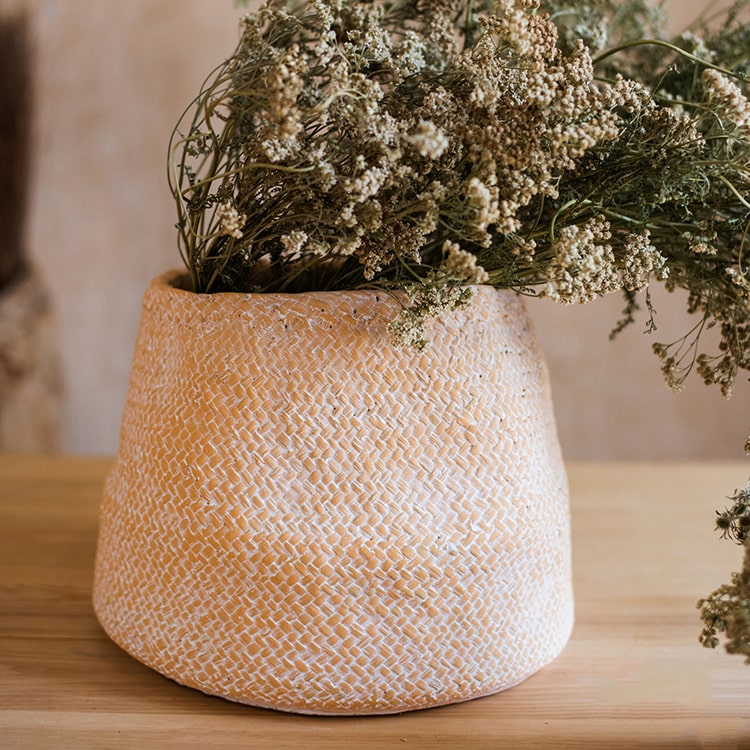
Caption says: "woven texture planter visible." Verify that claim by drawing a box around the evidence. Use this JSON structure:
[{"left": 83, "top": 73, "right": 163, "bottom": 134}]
[{"left": 93, "top": 270, "right": 573, "bottom": 715}]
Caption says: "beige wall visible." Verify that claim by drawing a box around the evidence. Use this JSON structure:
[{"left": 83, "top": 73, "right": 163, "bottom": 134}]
[{"left": 15, "top": 0, "right": 750, "bottom": 459}]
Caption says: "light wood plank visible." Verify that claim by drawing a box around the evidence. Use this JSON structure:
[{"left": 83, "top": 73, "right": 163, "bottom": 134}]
[{"left": 1, "top": 456, "right": 749, "bottom": 748}]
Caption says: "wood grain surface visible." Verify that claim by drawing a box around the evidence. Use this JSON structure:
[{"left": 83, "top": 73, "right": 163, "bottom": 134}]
[{"left": 1, "top": 455, "right": 749, "bottom": 749}]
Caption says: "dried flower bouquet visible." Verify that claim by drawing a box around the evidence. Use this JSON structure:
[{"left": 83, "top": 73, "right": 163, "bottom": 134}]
[{"left": 169, "top": 0, "right": 750, "bottom": 659}]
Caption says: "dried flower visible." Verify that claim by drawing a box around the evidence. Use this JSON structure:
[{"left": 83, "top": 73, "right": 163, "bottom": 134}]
[
  {"left": 703, "top": 68, "right": 750, "bottom": 136},
  {"left": 215, "top": 202, "right": 245, "bottom": 240},
  {"left": 699, "top": 480, "right": 750, "bottom": 661},
  {"left": 442, "top": 241, "right": 489, "bottom": 284},
  {"left": 404, "top": 120, "right": 449, "bottom": 160}
]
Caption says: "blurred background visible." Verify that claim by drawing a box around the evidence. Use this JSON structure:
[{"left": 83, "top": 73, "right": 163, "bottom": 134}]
[{"left": 1, "top": 0, "right": 747, "bottom": 460}]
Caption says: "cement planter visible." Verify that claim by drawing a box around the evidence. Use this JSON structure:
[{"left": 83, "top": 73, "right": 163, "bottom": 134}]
[{"left": 93, "top": 270, "right": 573, "bottom": 715}]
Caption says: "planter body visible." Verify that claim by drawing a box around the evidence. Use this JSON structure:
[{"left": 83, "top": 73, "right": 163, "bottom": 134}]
[{"left": 93, "top": 271, "right": 573, "bottom": 715}]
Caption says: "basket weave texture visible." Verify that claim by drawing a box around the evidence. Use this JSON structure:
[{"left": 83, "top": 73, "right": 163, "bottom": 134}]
[{"left": 93, "top": 270, "right": 573, "bottom": 715}]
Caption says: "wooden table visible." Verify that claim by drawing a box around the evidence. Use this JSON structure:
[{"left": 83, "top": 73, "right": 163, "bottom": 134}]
[{"left": 2, "top": 456, "right": 750, "bottom": 749}]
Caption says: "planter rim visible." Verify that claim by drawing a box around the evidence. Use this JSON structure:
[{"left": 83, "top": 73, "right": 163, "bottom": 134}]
[{"left": 151, "top": 268, "right": 501, "bottom": 305}]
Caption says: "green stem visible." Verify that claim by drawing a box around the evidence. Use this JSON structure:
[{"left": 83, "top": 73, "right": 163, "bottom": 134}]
[
  {"left": 592, "top": 38, "right": 748, "bottom": 82},
  {"left": 718, "top": 175, "right": 750, "bottom": 210}
]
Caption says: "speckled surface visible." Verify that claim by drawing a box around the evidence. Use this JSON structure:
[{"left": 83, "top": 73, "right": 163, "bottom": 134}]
[{"left": 93, "top": 273, "right": 573, "bottom": 714}]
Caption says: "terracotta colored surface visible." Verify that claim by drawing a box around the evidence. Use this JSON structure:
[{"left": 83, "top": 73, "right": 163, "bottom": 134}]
[{"left": 92, "top": 272, "right": 573, "bottom": 715}]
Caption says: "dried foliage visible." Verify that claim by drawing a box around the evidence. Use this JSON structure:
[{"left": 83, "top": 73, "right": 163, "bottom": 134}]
[
  {"left": 168, "top": 0, "right": 750, "bottom": 657},
  {"left": 171, "top": 0, "right": 750, "bottom": 386}
]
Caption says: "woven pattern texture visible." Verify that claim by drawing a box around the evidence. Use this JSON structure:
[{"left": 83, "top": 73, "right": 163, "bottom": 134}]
[{"left": 93, "top": 271, "right": 573, "bottom": 715}]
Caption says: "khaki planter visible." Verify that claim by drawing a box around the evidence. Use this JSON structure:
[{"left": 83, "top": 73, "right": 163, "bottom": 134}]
[{"left": 93, "top": 270, "right": 573, "bottom": 715}]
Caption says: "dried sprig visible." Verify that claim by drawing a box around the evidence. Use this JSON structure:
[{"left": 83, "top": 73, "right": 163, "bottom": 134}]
[
  {"left": 715, "top": 482, "right": 750, "bottom": 544},
  {"left": 170, "top": 0, "right": 750, "bottom": 396},
  {"left": 698, "top": 480, "right": 750, "bottom": 661},
  {"left": 697, "top": 569, "right": 750, "bottom": 659}
]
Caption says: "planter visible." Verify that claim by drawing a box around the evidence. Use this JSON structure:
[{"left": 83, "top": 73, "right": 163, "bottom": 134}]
[{"left": 93, "top": 270, "right": 573, "bottom": 715}]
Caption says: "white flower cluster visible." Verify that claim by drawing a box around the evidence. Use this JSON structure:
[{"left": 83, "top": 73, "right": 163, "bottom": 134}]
[
  {"left": 280, "top": 230, "right": 308, "bottom": 258},
  {"left": 215, "top": 202, "right": 245, "bottom": 240},
  {"left": 404, "top": 120, "right": 449, "bottom": 160},
  {"left": 703, "top": 68, "right": 750, "bottom": 135},
  {"left": 261, "top": 44, "right": 306, "bottom": 162},
  {"left": 545, "top": 223, "right": 670, "bottom": 302},
  {"left": 510, "top": 236, "right": 537, "bottom": 263},
  {"left": 690, "top": 242, "right": 717, "bottom": 255},
  {"left": 726, "top": 266, "right": 750, "bottom": 295},
  {"left": 621, "top": 230, "right": 668, "bottom": 292},
  {"left": 442, "top": 241, "right": 489, "bottom": 284},
  {"left": 466, "top": 177, "right": 500, "bottom": 243},
  {"left": 543, "top": 216, "right": 618, "bottom": 304}
]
